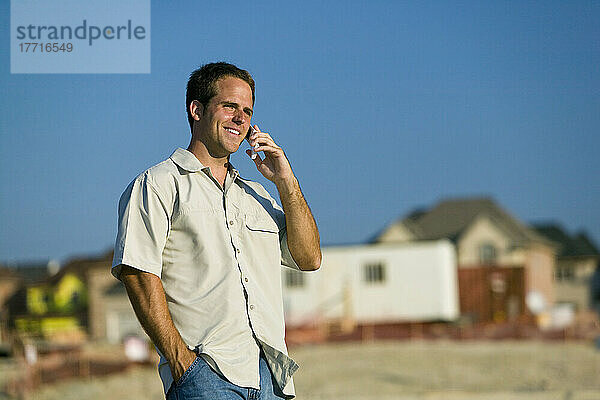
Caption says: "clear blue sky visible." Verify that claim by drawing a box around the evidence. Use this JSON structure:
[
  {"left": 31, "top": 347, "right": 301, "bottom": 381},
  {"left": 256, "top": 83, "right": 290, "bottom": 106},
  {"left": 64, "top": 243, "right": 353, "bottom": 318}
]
[{"left": 1, "top": 1, "right": 599, "bottom": 264}]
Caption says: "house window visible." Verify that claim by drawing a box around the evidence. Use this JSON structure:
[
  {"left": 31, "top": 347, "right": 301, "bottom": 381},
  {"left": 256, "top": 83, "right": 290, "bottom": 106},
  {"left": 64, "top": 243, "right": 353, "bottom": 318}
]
[
  {"left": 284, "top": 270, "right": 305, "bottom": 288},
  {"left": 479, "top": 243, "right": 497, "bottom": 264},
  {"left": 364, "top": 262, "right": 386, "bottom": 284},
  {"left": 555, "top": 266, "right": 574, "bottom": 282}
]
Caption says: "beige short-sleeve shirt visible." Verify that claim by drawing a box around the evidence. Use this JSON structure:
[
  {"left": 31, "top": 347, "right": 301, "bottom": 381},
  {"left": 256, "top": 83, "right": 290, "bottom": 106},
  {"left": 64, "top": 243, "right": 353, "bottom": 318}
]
[{"left": 112, "top": 148, "right": 300, "bottom": 397}]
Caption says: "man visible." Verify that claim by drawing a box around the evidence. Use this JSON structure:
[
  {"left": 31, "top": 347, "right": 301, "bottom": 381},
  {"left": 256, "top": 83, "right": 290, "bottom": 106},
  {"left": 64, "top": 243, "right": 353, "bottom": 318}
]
[{"left": 111, "top": 62, "right": 321, "bottom": 399}]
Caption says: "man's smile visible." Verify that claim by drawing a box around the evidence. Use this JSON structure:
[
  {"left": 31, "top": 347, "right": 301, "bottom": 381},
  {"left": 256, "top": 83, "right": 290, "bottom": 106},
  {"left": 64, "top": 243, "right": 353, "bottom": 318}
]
[{"left": 224, "top": 127, "right": 241, "bottom": 135}]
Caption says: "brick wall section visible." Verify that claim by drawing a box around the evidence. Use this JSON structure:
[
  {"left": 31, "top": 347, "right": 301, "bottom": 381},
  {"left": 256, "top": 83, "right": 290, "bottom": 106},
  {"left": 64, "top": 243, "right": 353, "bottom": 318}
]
[{"left": 457, "top": 266, "right": 526, "bottom": 323}]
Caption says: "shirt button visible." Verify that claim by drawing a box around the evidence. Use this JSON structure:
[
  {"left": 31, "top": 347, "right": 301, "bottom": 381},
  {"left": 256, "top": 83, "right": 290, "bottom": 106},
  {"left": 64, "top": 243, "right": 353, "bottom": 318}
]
[
  {"left": 236, "top": 249, "right": 241, "bottom": 254},
  {"left": 244, "top": 277, "right": 249, "bottom": 282},
  {"left": 249, "top": 305, "right": 255, "bottom": 310},
  {"left": 229, "top": 220, "right": 234, "bottom": 226}
]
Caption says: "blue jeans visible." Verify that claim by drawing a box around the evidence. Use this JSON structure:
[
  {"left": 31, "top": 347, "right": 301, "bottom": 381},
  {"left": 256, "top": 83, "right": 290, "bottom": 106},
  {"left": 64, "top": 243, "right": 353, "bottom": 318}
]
[{"left": 166, "top": 353, "right": 287, "bottom": 400}]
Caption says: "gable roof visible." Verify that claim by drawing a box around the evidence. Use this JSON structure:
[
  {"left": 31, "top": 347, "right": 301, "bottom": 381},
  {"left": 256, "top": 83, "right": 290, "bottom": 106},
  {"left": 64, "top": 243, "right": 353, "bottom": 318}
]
[
  {"left": 2, "top": 249, "right": 114, "bottom": 288},
  {"left": 375, "top": 197, "right": 550, "bottom": 246},
  {"left": 4, "top": 262, "right": 55, "bottom": 285},
  {"left": 533, "top": 224, "right": 600, "bottom": 258},
  {"left": 0, "top": 265, "right": 22, "bottom": 281},
  {"left": 45, "top": 250, "right": 113, "bottom": 284}
]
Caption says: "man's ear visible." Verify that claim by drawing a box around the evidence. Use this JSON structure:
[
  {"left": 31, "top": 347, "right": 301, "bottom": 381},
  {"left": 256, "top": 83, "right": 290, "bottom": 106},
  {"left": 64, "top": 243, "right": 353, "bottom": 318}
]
[{"left": 190, "top": 100, "right": 203, "bottom": 121}]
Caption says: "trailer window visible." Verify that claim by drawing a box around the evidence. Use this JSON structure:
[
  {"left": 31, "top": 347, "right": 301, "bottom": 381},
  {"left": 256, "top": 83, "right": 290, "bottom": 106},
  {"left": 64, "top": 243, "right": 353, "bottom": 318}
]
[
  {"left": 364, "top": 262, "right": 386, "bottom": 284},
  {"left": 285, "top": 269, "right": 305, "bottom": 288}
]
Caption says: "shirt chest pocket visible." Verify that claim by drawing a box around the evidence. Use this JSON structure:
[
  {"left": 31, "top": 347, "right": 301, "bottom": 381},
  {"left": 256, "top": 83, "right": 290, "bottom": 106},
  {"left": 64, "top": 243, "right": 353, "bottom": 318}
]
[
  {"left": 244, "top": 213, "right": 280, "bottom": 235},
  {"left": 242, "top": 213, "right": 282, "bottom": 271}
]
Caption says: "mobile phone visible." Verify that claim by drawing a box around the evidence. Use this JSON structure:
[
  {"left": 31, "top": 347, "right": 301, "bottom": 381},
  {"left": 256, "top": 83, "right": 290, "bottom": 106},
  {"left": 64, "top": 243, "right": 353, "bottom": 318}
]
[{"left": 247, "top": 126, "right": 258, "bottom": 159}]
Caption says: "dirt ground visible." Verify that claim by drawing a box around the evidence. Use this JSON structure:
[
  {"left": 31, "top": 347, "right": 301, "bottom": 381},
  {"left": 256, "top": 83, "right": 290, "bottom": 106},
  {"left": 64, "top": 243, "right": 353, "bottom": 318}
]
[{"left": 9, "top": 340, "right": 600, "bottom": 400}]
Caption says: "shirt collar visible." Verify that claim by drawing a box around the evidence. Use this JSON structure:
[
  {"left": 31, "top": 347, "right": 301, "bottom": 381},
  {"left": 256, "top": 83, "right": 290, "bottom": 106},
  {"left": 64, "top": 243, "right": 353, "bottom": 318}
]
[
  {"left": 170, "top": 148, "right": 207, "bottom": 173},
  {"left": 170, "top": 147, "right": 240, "bottom": 179}
]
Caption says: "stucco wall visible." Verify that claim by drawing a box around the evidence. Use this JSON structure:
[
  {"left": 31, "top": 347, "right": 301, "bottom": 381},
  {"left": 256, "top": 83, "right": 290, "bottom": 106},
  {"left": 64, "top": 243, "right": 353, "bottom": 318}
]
[
  {"left": 525, "top": 244, "right": 556, "bottom": 306},
  {"left": 555, "top": 282, "right": 591, "bottom": 311},
  {"left": 457, "top": 216, "right": 517, "bottom": 266}
]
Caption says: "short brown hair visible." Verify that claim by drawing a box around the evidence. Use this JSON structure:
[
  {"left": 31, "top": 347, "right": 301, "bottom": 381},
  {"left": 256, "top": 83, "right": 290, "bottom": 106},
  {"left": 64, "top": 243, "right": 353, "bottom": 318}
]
[{"left": 186, "top": 62, "right": 255, "bottom": 132}]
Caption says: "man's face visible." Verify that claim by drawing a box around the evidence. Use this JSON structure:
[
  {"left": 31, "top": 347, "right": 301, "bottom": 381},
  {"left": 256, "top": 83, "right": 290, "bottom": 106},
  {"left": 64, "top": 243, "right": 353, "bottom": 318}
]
[{"left": 195, "top": 76, "right": 253, "bottom": 158}]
